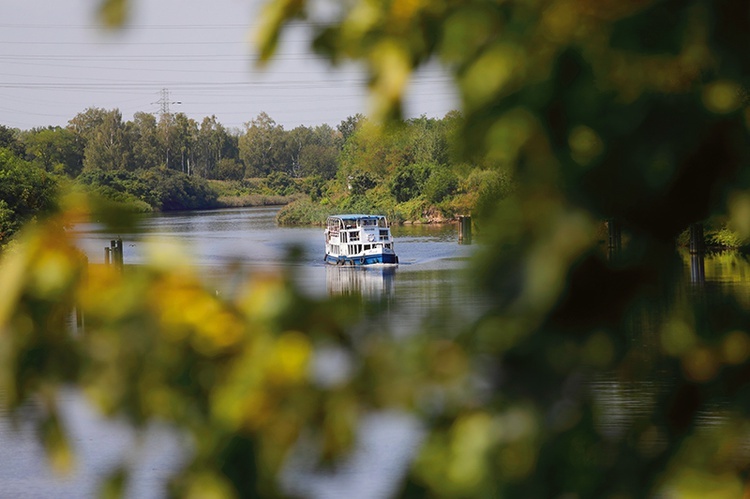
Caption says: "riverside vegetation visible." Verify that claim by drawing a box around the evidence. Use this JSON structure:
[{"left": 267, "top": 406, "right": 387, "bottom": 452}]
[
  {"left": 2, "top": 113, "right": 743, "bottom": 245},
  {"left": 0, "top": 111, "right": 517, "bottom": 244}
]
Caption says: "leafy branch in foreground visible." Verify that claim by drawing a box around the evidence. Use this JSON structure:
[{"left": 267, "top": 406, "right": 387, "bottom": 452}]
[{"left": 2, "top": 0, "right": 747, "bottom": 496}]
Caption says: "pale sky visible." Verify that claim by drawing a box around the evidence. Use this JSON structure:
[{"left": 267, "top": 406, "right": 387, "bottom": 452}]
[{"left": 1, "top": 0, "right": 459, "bottom": 131}]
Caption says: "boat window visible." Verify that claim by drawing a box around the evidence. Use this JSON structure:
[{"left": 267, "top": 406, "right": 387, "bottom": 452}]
[
  {"left": 378, "top": 218, "right": 387, "bottom": 228},
  {"left": 385, "top": 244, "right": 391, "bottom": 249},
  {"left": 349, "top": 231, "right": 360, "bottom": 242},
  {"left": 341, "top": 232, "right": 348, "bottom": 243},
  {"left": 364, "top": 244, "right": 371, "bottom": 251}
]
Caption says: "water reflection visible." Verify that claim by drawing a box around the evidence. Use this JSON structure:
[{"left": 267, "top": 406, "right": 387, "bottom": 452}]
[
  {"left": 690, "top": 253, "right": 705, "bottom": 284},
  {"left": 325, "top": 265, "right": 396, "bottom": 298},
  {"left": 591, "top": 250, "right": 750, "bottom": 442}
]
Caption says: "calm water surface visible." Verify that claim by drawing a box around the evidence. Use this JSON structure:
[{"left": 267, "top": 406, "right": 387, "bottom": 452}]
[
  {"left": 1, "top": 207, "right": 478, "bottom": 499},
  {"left": 4, "top": 207, "right": 750, "bottom": 498}
]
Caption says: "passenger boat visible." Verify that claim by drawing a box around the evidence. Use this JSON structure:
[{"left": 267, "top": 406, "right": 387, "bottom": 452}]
[{"left": 324, "top": 214, "right": 398, "bottom": 265}]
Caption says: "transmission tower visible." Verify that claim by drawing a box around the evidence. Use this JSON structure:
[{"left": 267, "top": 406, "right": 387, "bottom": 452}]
[{"left": 154, "top": 88, "right": 181, "bottom": 119}]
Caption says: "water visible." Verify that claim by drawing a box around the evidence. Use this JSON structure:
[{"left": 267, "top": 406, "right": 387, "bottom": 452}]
[
  {"left": 6, "top": 207, "right": 750, "bottom": 497},
  {"left": 1, "top": 206, "right": 479, "bottom": 499}
]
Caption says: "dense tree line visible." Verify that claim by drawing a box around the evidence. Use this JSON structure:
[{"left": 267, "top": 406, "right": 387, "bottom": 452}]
[
  {"left": 1, "top": 108, "right": 511, "bottom": 235},
  {"left": 8, "top": 108, "right": 346, "bottom": 181}
]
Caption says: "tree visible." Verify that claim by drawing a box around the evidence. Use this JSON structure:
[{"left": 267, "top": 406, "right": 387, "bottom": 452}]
[
  {"left": 0, "top": 148, "right": 57, "bottom": 242},
  {"left": 337, "top": 113, "right": 364, "bottom": 144},
  {"left": 404, "top": 115, "right": 450, "bottom": 167},
  {"left": 216, "top": 157, "right": 245, "bottom": 180},
  {"left": 0, "top": 125, "right": 25, "bottom": 157},
  {"left": 285, "top": 125, "right": 312, "bottom": 178},
  {"left": 195, "top": 116, "right": 238, "bottom": 179},
  {"left": 238, "top": 112, "right": 286, "bottom": 177},
  {"left": 171, "top": 113, "right": 198, "bottom": 175},
  {"left": 22, "top": 127, "right": 82, "bottom": 177},
  {"left": 82, "top": 109, "right": 129, "bottom": 172},
  {"left": 127, "top": 112, "right": 161, "bottom": 170}
]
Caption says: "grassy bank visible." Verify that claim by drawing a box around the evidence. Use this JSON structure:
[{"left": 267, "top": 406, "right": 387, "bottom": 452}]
[{"left": 216, "top": 194, "right": 294, "bottom": 208}]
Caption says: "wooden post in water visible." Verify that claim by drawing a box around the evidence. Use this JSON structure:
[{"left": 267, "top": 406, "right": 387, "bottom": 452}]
[
  {"left": 689, "top": 223, "right": 704, "bottom": 255},
  {"left": 607, "top": 218, "right": 622, "bottom": 255},
  {"left": 110, "top": 240, "right": 118, "bottom": 269},
  {"left": 106, "top": 239, "right": 124, "bottom": 270},
  {"left": 458, "top": 215, "right": 472, "bottom": 244},
  {"left": 116, "top": 238, "right": 124, "bottom": 269},
  {"left": 689, "top": 222, "right": 705, "bottom": 284}
]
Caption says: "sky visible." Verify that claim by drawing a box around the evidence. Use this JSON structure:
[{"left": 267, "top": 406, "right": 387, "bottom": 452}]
[{"left": 1, "top": 0, "right": 459, "bottom": 132}]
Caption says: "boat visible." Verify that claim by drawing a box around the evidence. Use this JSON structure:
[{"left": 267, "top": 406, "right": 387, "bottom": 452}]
[{"left": 324, "top": 214, "right": 399, "bottom": 265}]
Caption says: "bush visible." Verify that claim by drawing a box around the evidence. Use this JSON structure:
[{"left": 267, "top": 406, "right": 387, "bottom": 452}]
[
  {"left": 458, "top": 168, "right": 514, "bottom": 217},
  {"left": 424, "top": 167, "right": 458, "bottom": 203},
  {"left": 389, "top": 163, "right": 431, "bottom": 202},
  {"left": 0, "top": 148, "right": 59, "bottom": 242},
  {"left": 276, "top": 197, "right": 332, "bottom": 225},
  {"left": 216, "top": 158, "right": 245, "bottom": 180},
  {"left": 347, "top": 171, "right": 376, "bottom": 195},
  {"left": 76, "top": 168, "right": 219, "bottom": 211},
  {"left": 265, "top": 171, "right": 296, "bottom": 196}
]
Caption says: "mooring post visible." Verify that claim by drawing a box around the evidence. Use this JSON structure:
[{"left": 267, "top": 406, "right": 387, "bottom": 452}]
[
  {"left": 689, "top": 223, "right": 704, "bottom": 255},
  {"left": 458, "top": 215, "right": 472, "bottom": 244},
  {"left": 607, "top": 218, "right": 622, "bottom": 254},
  {"left": 689, "top": 222, "right": 705, "bottom": 284},
  {"left": 116, "top": 238, "right": 124, "bottom": 269}
]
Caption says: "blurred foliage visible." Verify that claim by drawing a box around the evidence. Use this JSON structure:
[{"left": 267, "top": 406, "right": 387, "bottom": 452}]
[{"left": 0, "top": 0, "right": 748, "bottom": 497}]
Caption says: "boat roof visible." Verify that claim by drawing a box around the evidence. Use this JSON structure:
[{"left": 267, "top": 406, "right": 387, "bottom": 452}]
[{"left": 328, "top": 214, "right": 385, "bottom": 220}]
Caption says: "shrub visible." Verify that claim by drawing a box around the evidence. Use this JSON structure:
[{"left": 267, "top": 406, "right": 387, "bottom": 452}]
[
  {"left": 424, "top": 167, "right": 458, "bottom": 203},
  {"left": 266, "top": 171, "right": 296, "bottom": 196},
  {"left": 347, "top": 171, "right": 376, "bottom": 195},
  {"left": 216, "top": 158, "right": 245, "bottom": 180},
  {"left": 389, "top": 163, "right": 431, "bottom": 202},
  {"left": 276, "top": 197, "right": 331, "bottom": 225}
]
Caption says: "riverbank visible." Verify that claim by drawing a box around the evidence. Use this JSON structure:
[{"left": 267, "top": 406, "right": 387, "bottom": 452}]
[
  {"left": 275, "top": 197, "right": 463, "bottom": 226},
  {"left": 216, "top": 194, "right": 295, "bottom": 208}
]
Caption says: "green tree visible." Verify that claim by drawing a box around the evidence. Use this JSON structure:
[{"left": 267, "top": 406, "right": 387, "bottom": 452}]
[
  {"left": 404, "top": 115, "right": 450, "bottom": 167},
  {"left": 337, "top": 113, "right": 364, "bottom": 144},
  {"left": 127, "top": 112, "right": 161, "bottom": 170},
  {"left": 195, "top": 116, "right": 238, "bottom": 179},
  {"left": 82, "top": 109, "right": 130, "bottom": 172},
  {"left": 0, "top": 125, "right": 25, "bottom": 157},
  {"left": 22, "top": 127, "right": 82, "bottom": 177},
  {"left": 285, "top": 125, "right": 313, "bottom": 178},
  {"left": 389, "top": 162, "right": 431, "bottom": 203},
  {"left": 423, "top": 165, "right": 458, "bottom": 204},
  {"left": 0, "top": 148, "right": 58, "bottom": 242},
  {"left": 238, "top": 112, "right": 286, "bottom": 177},
  {"left": 171, "top": 113, "right": 198, "bottom": 175},
  {"left": 285, "top": 124, "right": 339, "bottom": 179},
  {"left": 216, "top": 157, "right": 245, "bottom": 181}
]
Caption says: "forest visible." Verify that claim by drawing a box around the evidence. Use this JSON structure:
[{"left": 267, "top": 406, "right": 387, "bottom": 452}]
[{"left": 0, "top": 108, "right": 514, "bottom": 243}]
